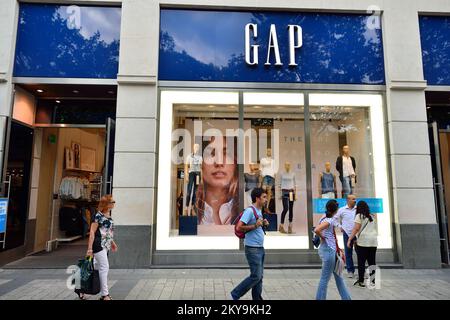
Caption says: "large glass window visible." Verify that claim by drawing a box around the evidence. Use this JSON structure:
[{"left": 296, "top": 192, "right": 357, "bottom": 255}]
[
  {"left": 157, "top": 91, "right": 392, "bottom": 250},
  {"left": 243, "top": 93, "right": 308, "bottom": 249},
  {"left": 310, "top": 94, "right": 392, "bottom": 249}
]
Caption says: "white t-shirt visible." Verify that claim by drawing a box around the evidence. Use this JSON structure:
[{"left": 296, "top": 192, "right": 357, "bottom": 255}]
[
  {"left": 260, "top": 157, "right": 275, "bottom": 177},
  {"left": 354, "top": 214, "right": 378, "bottom": 247},
  {"left": 343, "top": 156, "right": 355, "bottom": 177},
  {"left": 186, "top": 153, "right": 202, "bottom": 173}
]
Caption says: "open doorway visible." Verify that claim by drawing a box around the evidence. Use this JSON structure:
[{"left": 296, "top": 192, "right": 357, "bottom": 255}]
[
  {"left": 0, "top": 84, "right": 116, "bottom": 268},
  {"left": 427, "top": 91, "right": 450, "bottom": 266}
]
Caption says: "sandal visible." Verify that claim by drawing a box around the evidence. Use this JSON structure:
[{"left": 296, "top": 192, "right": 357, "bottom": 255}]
[
  {"left": 99, "top": 294, "right": 113, "bottom": 300},
  {"left": 76, "top": 292, "right": 86, "bottom": 300}
]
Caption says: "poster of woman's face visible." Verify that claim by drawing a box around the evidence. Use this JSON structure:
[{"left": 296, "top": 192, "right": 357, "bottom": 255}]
[{"left": 195, "top": 136, "right": 239, "bottom": 226}]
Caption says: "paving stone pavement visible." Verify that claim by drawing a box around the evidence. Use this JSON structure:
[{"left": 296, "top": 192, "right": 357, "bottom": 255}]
[{"left": 0, "top": 268, "right": 449, "bottom": 300}]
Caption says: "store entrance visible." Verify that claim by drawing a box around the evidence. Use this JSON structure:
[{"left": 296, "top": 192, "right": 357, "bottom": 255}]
[
  {"left": 427, "top": 91, "right": 450, "bottom": 265},
  {"left": 0, "top": 84, "right": 116, "bottom": 268},
  {"left": 1, "top": 120, "right": 34, "bottom": 252}
]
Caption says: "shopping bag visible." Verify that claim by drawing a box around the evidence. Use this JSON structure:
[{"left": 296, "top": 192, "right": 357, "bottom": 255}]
[
  {"left": 73, "top": 256, "right": 100, "bottom": 295},
  {"left": 334, "top": 249, "right": 345, "bottom": 277}
]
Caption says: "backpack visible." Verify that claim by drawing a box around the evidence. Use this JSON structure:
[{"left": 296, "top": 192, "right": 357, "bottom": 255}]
[{"left": 233, "top": 206, "right": 259, "bottom": 239}]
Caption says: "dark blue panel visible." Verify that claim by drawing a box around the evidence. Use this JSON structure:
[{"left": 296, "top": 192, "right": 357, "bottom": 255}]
[
  {"left": 419, "top": 16, "right": 450, "bottom": 86},
  {"left": 159, "top": 9, "right": 385, "bottom": 84},
  {"left": 14, "top": 4, "right": 121, "bottom": 78}
]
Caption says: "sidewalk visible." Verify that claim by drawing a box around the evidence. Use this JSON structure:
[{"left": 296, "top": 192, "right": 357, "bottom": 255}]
[{"left": 0, "top": 268, "right": 449, "bottom": 300}]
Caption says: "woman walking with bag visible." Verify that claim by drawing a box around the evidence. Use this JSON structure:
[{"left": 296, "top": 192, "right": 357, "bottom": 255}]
[
  {"left": 83, "top": 194, "right": 118, "bottom": 300},
  {"left": 314, "top": 200, "right": 351, "bottom": 300},
  {"left": 347, "top": 200, "right": 378, "bottom": 288}
]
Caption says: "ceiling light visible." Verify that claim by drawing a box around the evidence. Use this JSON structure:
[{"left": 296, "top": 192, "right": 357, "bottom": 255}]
[
  {"left": 36, "top": 89, "right": 44, "bottom": 93},
  {"left": 56, "top": 100, "right": 61, "bottom": 104},
  {"left": 108, "top": 91, "right": 115, "bottom": 94},
  {"left": 73, "top": 90, "right": 79, "bottom": 94}
]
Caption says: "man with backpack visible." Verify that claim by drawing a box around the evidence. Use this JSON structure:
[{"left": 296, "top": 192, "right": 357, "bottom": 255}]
[{"left": 231, "top": 187, "right": 269, "bottom": 300}]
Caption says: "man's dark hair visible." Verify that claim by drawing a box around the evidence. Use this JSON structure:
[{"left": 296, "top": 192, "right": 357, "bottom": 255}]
[
  {"left": 251, "top": 187, "right": 266, "bottom": 203},
  {"left": 325, "top": 200, "right": 339, "bottom": 218}
]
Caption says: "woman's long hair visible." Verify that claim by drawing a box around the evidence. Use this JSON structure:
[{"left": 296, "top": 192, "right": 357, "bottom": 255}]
[
  {"left": 356, "top": 200, "right": 373, "bottom": 222},
  {"left": 195, "top": 137, "right": 239, "bottom": 224}
]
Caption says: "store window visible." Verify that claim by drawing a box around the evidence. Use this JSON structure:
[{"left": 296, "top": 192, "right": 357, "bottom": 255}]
[
  {"left": 243, "top": 93, "right": 308, "bottom": 249},
  {"left": 157, "top": 91, "right": 392, "bottom": 250},
  {"left": 157, "top": 91, "right": 240, "bottom": 250},
  {"left": 310, "top": 94, "right": 391, "bottom": 249}
]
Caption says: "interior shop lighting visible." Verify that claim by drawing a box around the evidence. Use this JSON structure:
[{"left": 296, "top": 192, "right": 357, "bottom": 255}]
[{"left": 36, "top": 89, "right": 44, "bottom": 93}]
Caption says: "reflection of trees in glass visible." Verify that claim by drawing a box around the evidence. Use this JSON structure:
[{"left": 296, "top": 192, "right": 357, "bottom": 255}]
[
  {"left": 159, "top": 12, "right": 385, "bottom": 84},
  {"left": 14, "top": 5, "right": 120, "bottom": 78},
  {"left": 419, "top": 17, "right": 450, "bottom": 85}
]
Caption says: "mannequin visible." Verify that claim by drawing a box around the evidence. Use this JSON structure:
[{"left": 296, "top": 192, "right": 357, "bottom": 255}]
[
  {"left": 244, "top": 162, "right": 261, "bottom": 207},
  {"left": 185, "top": 143, "right": 202, "bottom": 216},
  {"left": 336, "top": 145, "right": 356, "bottom": 198},
  {"left": 260, "top": 148, "right": 276, "bottom": 213},
  {"left": 318, "top": 162, "right": 337, "bottom": 199},
  {"left": 278, "top": 161, "right": 296, "bottom": 234}
]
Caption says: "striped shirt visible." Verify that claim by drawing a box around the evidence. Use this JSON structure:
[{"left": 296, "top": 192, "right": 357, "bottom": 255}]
[{"left": 319, "top": 216, "right": 337, "bottom": 251}]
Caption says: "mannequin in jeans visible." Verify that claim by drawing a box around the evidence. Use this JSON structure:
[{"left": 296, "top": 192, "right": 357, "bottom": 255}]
[
  {"left": 336, "top": 145, "right": 356, "bottom": 198},
  {"left": 185, "top": 143, "right": 202, "bottom": 216},
  {"left": 278, "top": 162, "right": 297, "bottom": 234},
  {"left": 260, "top": 148, "right": 276, "bottom": 213},
  {"left": 244, "top": 163, "right": 262, "bottom": 208}
]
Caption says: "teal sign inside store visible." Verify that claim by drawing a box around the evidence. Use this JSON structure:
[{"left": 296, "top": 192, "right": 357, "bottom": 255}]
[{"left": 313, "top": 198, "right": 383, "bottom": 214}]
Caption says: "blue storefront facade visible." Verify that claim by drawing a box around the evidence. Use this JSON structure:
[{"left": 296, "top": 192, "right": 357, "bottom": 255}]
[{"left": 0, "top": 0, "right": 449, "bottom": 268}]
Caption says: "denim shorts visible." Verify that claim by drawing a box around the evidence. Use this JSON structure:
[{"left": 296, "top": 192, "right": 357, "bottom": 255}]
[{"left": 262, "top": 175, "right": 275, "bottom": 187}]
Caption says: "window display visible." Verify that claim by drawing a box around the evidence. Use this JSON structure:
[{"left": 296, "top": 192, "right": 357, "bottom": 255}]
[{"left": 157, "top": 91, "right": 392, "bottom": 250}]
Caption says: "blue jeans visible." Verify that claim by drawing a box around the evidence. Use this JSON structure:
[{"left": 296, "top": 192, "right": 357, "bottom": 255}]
[
  {"left": 186, "top": 172, "right": 200, "bottom": 207},
  {"left": 342, "top": 176, "right": 353, "bottom": 198},
  {"left": 280, "top": 190, "right": 294, "bottom": 224},
  {"left": 343, "top": 231, "right": 355, "bottom": 273},
  {"left": 231, "top": 246, "right": 265, "bottom": 300},
  {"left": 316, "top": 243, "right": 352, "bottom": 300}
]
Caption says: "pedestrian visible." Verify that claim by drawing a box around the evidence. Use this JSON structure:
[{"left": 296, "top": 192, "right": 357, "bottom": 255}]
[
  {"left": 315, "top": 199, "right": 352, "bottom": 300},
  {"left": 333, "top": 194, "right": 357, "bottom": 278},
  {"left": 231, "top": 187, "right": 269, "bottom": 300},
  {"left": 83, "top": 194, "right": 118, "bottom": 300},
  {"left": 347, "top": 200, "right": 378, "bottom": 288}
]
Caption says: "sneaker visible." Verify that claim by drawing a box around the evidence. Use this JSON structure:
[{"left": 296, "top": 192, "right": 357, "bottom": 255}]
[
  {"left": 353, "top": 280, "right": 365, "bottom": 288},
  {"left": 279, "top": 225, "right": 286, "bottom": 234},
  {"left": 347, "top": 272, "right": 354, "bottom": 279},
  {"left": 288, "top": 225, "right": 293, "bottom": 234}
]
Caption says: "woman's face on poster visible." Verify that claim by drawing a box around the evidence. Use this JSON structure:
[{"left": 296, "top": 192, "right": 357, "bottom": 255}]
[{"left": 202, "top": 137, "right": 236, "bottom": 189}]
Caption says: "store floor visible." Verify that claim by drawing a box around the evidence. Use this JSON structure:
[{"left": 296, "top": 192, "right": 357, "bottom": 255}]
[{"left": 2, "top": 238, "right": 88, "bottom": 269}]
